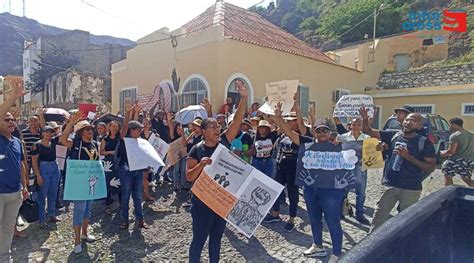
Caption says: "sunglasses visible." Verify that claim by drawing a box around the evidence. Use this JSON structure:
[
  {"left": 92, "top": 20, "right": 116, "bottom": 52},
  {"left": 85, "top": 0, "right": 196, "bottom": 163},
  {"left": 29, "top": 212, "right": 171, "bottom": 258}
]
[
  {"left": 4, "top": 118, "right": 15, "bottom": 123},
  {"left": 315, "top": 129, "right": 329, "bottom": 134}
]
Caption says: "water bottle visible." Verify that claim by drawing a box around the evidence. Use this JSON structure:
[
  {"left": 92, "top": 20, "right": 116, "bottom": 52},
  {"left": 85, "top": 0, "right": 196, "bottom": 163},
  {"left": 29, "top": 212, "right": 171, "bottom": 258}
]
[{"left": 391, "top": 142, "right": 407, "bottom": 172}]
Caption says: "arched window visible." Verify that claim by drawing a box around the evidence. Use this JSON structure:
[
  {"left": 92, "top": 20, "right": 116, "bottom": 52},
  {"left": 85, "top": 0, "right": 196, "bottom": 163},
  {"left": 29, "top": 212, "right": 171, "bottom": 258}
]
[{"left": 181, "top": 76, "right": 208, "bottom": 107}]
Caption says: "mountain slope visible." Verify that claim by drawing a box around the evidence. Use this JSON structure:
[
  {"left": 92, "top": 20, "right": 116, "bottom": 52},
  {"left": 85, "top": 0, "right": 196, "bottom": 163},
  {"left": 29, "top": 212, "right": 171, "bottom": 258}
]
[{"left": 0, "top": 12, "right": 134, "bottom": 76}]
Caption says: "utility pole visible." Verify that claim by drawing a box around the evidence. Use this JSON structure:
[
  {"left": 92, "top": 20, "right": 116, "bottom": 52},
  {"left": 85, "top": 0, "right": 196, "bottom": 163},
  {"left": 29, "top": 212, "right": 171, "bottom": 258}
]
[
  {"left": 23, "top": 0, "right": 25, "bottom": 17},
  {"left": 369, "top": 3, "right": 388, "bottom": 63}
]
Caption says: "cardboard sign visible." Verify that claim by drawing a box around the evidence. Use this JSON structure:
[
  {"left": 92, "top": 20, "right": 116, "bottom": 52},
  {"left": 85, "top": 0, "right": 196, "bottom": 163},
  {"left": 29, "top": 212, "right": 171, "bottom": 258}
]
[
  {"left": 192, "top": 144, "right": 284, "bottom": 238},
  {"left": 258, "top": 80, "right": 299, "bottom": 116},
  {"left": 296, "top": 141, "right": 358, "bottom": 189},
  {"left": 362, "top": 138, "right": 384, "bottom": 169},
  {"left": 166, "top": 139, "right": 187, "bottom": 167},
  {"left": 124, "top": 138, "right": 165, "bottom": 172},
  {"left": 64, "top": 160, "right": 107, "bottom": 200},
  {"left": 333, "top": 95, "right": 374, "bottom": 118}
]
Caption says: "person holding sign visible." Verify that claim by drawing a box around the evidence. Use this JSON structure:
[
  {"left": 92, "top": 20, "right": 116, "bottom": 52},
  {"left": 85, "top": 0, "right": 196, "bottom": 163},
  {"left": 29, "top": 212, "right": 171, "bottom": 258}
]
[
  {"left": 251, "top": 120, "right": 279, "bottom": 177},
  {"left": 140, "top": 117, "right": 158, "bottom": 202},
  {"left": 270, "top": 102, "right": 346, "bottom": 263},
  {"left": 336, "top": 118, "right": 371, "bottom": 225},
  {"left": 30, "top": 125, "right": 62, "bottom": 229},
  {"left": 186, "top": 80, "right": 247, "bottom": 263},
  {"left": 116, "top": 103, "right": 150, "bottom": 230},
  {"left": 59, "top": 112, "right": 100, "bottom": 254}
]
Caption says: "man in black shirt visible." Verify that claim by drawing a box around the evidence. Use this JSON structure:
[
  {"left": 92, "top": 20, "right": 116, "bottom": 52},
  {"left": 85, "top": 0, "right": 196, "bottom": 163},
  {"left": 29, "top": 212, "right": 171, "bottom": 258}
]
[
  {"left": 360, "top": 108, "right": 436, "bottom": 231},
  {"left": 149, "top": 109, "right": 171, "bottom": 143}
]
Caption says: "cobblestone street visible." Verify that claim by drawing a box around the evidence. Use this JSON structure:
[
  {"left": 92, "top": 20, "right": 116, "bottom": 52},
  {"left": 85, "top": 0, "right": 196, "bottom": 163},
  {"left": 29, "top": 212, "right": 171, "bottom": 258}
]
[{"left": 11, "top": 169, "right": 465, "bottom": 262}]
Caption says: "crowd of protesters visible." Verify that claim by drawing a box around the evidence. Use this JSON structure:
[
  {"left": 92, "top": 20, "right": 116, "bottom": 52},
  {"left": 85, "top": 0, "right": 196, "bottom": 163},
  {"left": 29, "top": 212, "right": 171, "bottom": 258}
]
[{"left": 0, "top": 81, "right": 472, "bottom": 263}]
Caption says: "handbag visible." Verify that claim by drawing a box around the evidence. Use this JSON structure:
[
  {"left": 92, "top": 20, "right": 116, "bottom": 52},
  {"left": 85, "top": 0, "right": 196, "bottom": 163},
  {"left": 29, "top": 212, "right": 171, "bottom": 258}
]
[{"left": 19, "top": 197, "right": 39, "bottom": 223}]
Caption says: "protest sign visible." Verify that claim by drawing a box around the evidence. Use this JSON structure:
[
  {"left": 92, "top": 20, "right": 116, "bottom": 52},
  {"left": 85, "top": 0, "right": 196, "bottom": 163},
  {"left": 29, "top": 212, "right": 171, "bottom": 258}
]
[
  {"left": 258, "top": 80, "right": 299, "bottom": 115},
  {"left": 333, "top": 95, "right": 374, "bottom": 118},
  {"left": 362, "top": 138, "right": 384, "bottom": 169},
  {"left": 296, "top": 141, "right": 358, "bottom": 189},
  {"left": 148, "top": 133, "right": 170, "bottom": 161},
  {"left": 78, "top": 103, "right": 97, "bottom": 118},
  {"left": 64, "top": 160, "right": 106, "bottom": 200},
  {"left": 166, "top": 139, "right": 187, "bottom": 167},
  {"left": 192, "top": 144, "right": 284, "bottom": 238},
  {"left": 124, "top": 138, "right": 165, "bottom": 172},
  {"left": 56, "top": 145, "right": 68, "bottom": 170}
]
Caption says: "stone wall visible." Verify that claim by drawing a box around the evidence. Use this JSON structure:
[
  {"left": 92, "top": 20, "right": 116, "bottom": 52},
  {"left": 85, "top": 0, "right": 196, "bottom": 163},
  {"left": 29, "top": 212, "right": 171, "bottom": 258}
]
[
  {"left": 43, "top": 69, "right": 107, "bottom": 110},
  {"left": 377, "top": 63, "right": 474, "bottom": 89}
]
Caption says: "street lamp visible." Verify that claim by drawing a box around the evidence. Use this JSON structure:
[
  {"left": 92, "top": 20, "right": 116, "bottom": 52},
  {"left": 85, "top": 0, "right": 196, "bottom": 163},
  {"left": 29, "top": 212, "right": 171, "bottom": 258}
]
[{"left": 370, "top": 3, "right": 390, "bottom": 62}]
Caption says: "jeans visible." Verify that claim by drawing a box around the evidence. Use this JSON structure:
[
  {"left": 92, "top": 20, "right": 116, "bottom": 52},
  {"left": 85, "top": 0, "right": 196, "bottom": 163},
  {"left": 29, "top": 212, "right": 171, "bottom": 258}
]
[
  {"left": 37, "top": 161, "right": 61, "bottom": 223},
  {"left": 73, "top": 200, "right": 93, "bottom": 226},
  {"left": 105, "top": 168, "right": 121, "bottom": 206},
  {"left": 189, "top": 197, "right": 226, "bottom": 263},
  {"left": 352, "top": 166, "right": 368, "bottom": 217},
  {"left": 272, "top": 162, "right": 299, "bottom": 217},
  {"left": 252, "top": 158, "right": 273, "bottom": 177},
  {"left": 0, "top": 191, "right": 22, "bottom": 257},
  {"left": 173, "top": 158, "right": 191, "bottom": 189},
  {"left": 119, "top": 166, "right": 144, "bottom": 222},
  {"left": 304, "top": 186, "right": 344, "bottom": 256}
]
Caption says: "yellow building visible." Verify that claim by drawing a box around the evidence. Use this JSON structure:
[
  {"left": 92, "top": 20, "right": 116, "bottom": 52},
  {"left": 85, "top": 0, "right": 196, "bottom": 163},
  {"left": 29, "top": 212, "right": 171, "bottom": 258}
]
[
  {"left": 111, "top": 1, "right": 365, "bottom": 121},
  {"left": 329, "top": 30, "right": 474, "bottom": 130}
]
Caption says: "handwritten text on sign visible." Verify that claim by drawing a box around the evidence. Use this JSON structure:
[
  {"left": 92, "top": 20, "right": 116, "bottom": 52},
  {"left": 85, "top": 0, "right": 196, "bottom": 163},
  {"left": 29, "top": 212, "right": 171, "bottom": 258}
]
[
  {"left": 333, "top": 95, "right": 374, "bottom": 118},
  {"left": 63, "top": 160, "right": 107, "bottom": 200},
  {"left": 258, "top": 80, "right": 299, "bottom": 116},
  {"left": 301, "top": 150, "right": 357, "bottom": 170}
]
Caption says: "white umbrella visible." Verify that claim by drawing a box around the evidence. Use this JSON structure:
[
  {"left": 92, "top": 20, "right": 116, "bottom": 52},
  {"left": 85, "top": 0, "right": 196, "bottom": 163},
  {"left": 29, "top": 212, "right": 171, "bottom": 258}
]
[
  {"left": 175, "top": 105, "right": 208, "bottom": 124},
  {"left": 44, "top": 108, "right": 70, "bottom": 122}
]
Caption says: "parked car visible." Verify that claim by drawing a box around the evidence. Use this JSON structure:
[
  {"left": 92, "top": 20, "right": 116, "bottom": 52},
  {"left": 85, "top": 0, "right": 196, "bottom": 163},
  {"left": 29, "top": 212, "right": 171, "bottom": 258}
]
[{"left": 382, "top": 114, "right": 451, "bottom": 162}]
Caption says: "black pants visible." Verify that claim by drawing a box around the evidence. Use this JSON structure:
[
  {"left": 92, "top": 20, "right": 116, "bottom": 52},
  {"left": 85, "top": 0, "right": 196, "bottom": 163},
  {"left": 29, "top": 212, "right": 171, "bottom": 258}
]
[{"left": 272, "top": 160, "right": 299, "bottom": 217}]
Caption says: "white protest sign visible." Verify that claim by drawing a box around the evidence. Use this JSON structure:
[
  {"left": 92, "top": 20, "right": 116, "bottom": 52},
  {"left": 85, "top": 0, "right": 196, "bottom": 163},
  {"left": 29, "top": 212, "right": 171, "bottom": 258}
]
[
  {"left": 87, "top": 111, "right": 96, "bottom": 120},
  {"left": 56, "top": 145, "right": 68, "bottom": 170},
  {"left": 258, "top": 80, "right": 299, "bottom": 115},
  {"left": 148, "top": 133, "right": 170, "bottom": 161},
  {"left": 192, "top": 144, "right": 284, "bottom": 238},
  {"left": 333, "top": 95, "right": 374, "bottom": 118},
  {"left": 124, "top": 138, "right": 165, "bottom": 172}
]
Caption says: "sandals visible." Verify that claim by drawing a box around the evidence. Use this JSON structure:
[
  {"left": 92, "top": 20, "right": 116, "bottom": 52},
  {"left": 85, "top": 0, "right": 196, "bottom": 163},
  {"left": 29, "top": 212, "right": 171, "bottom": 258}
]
[{"left": 136, "top": 220, "right": 149, "bottom": 229}]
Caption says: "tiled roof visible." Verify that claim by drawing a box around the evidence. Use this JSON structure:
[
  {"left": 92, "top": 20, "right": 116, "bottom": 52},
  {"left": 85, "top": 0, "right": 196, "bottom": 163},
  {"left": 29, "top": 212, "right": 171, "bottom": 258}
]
[{"left": 182, "top": 2, "right": 335, "bottom": 64}]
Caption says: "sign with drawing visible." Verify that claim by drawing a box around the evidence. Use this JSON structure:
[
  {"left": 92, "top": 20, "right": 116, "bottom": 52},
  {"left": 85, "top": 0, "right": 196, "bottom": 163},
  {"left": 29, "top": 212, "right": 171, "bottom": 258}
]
[
  {"left": 148, "top": 133, "right": 170, "bottom": 161},
  {"left": 63, "top": 160, "right": 107, "bottom": 200},
  {"left": 296, "top": 141, "right": 358, "bottom": 189},
  {"left": 192, "top": 144, "right": 284, "bottom": 238},
  {"left": 333, "top": 95, "right": 374, "bottom": 118},
  {"left": 258, "top": 80, "right": 299, "bottom": 116},
  {"left": 362, "top": 138, "right": 384, "bottom": 169}
]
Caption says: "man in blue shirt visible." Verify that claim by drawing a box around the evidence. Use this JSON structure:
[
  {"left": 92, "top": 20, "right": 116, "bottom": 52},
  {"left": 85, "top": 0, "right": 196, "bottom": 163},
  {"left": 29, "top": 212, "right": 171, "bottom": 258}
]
[{"left": 0, "top": 85, "right": 29, "bottom": 260}]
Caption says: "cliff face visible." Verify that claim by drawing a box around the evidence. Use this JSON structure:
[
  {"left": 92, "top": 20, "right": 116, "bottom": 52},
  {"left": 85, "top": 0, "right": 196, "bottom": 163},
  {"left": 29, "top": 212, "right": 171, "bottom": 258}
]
[{"left": 0, "top": 12, "right": 134, "bottom": 76}]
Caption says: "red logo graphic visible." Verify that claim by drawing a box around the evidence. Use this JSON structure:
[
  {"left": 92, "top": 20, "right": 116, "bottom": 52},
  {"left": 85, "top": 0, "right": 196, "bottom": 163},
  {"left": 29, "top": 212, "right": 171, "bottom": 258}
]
[{"left": 443, "top": 10, "right": 467, "bottom": 32}]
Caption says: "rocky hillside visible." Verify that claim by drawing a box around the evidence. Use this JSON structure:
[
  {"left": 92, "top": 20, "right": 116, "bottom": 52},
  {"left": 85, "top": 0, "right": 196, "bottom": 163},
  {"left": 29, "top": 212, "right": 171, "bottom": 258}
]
[{"left": 0, "top": 12, "right": 134, "bottom": 76}]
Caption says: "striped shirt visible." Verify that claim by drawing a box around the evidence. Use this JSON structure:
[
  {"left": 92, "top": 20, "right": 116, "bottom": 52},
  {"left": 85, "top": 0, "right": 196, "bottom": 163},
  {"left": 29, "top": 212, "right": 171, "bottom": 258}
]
[{"left": 21, "top": 127, "right": 42, "bottom": 162}]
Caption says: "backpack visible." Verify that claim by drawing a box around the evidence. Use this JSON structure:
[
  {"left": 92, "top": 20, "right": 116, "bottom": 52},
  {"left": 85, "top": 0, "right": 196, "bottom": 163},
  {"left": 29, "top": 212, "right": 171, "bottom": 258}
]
[{"left": 389, "top": 132, "right": 434, "bottom": 179}]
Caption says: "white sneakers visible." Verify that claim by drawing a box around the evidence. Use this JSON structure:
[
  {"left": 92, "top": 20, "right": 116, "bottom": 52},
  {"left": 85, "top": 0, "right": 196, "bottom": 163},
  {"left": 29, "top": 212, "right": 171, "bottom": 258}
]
[
  {"left": 17, "top": 216, "right": 25, "bottom": 227},
  {"left": 328, "top": 255, "right": 340, "bottom": 263},
  {"left": 80, "top": 234, "right": 96, "bottom": 242},
  {"left": 73, "top": 244, "right": 82, "bottom": 254},
  {"left": 303, "top": 244, "right": 328, "bottom": 257}
]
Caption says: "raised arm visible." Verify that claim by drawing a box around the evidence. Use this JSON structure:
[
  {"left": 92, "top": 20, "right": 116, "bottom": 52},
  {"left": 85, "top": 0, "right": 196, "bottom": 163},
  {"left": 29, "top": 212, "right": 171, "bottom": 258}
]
[
  {"left": 269, "top": 102, "right": 301, "bottom": 145},
  {"left": 224, "top": 80, "right": 248, "bottom": 142},
  {"left": 59, "top": 111, "right": 82, "bottom": 148},
  {"left": 293, "top": 95, "right": 308, "bottom": 136},
  {"left": 166, "top": 112, "right": 175, "bottom": 140},
  {"left": 149, "top": 100, "right": 159, "bottom": 120},
  {"left": 360, "top": 107, "right": 380, "bottom": 139},
  {"left": 201, "top": 98, "right": 213, "bottom": 119},
  {"left": 38, "top": 107, "right": 46, "bottom": 128},
  {"left": 0, "top": 82, "right": 24, "bottom": 122},
  {"left": 120, "top": 103, "right": 136, "bottom": 139}
]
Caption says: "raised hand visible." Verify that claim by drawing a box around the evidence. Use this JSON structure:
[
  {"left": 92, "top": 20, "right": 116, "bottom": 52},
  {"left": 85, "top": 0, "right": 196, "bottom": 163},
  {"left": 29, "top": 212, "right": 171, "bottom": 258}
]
[
  {"left": 200, "top": 98, "right": 212, "bottom": 112},
  {"left": 308, "top": 106, "right": 315, "bottom": 116},
  {"left": 166, "top": 112, "right": 173, "bottom": 122},
  {"left": 359, "top": 107, "right": 369, "bottom": 120},
  {"left": 274, "top": 102, "right": 283, "bottom": 117},
  {"left": 235, "top": 80, "right": 248, "bottom": 98},
  {"left": 13, "top": 83, "right": 25, "bottom": 98},
  {"left": 70, "top": 110, "right": 83, "bottom": 124}
]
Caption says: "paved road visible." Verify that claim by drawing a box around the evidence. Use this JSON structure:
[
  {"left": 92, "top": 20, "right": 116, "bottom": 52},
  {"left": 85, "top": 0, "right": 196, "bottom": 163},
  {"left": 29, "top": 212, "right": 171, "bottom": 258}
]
[{"left": 11, "top": 169, "right": 465, "bottom": 262}]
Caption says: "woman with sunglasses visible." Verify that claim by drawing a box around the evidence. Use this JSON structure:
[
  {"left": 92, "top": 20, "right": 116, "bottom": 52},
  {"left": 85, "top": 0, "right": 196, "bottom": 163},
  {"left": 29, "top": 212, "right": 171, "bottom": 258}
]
[
  {"left": 116, "top": 104, "right": 149, "bottom": 230},
  {"left": 31, "top": 125, "right": 62, "bottom": 229},
  {"left": 186, "top": 81, "right": 247, "bottom": 263},
  {"left": 99, "top": 121, "right": 122, "bottom": 214},
  {"left": 59, "top": 111, "right": 100, "bottom": 254},
  {"left": 270, "top": 103, "right": 344, "bottom": 263}
]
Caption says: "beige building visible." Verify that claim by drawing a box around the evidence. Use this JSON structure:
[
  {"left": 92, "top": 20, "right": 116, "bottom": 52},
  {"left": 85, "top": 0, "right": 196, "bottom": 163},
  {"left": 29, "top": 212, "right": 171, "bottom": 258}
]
[
  {"left": 329, "top": 30, "right": 474, "bottom": 130},
  {"left": 111, "top": 1, "right": 365, "bottom": 121}
]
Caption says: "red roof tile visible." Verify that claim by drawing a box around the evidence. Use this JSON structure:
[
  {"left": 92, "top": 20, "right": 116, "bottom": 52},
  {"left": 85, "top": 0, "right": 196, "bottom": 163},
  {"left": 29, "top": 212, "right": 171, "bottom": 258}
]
[{"left": 182, "top": 2, "right": 335, "bottom": 64}]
